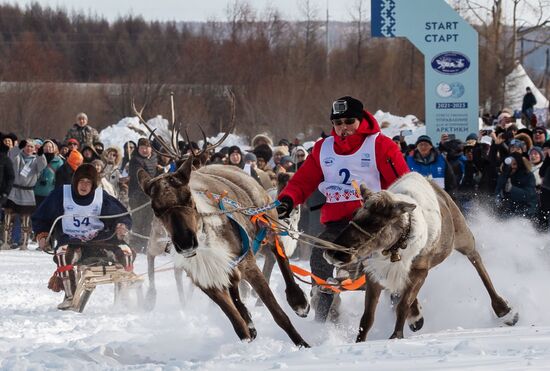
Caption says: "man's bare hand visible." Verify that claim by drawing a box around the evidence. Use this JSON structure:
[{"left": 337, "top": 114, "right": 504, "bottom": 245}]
[{"left": 116, "top": 223, "right": 129, "bottom": 240}]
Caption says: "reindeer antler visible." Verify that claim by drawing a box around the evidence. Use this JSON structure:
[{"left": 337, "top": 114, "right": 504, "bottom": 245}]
[{"left": 131, "top": 97, "right": 183, "bottom": 161}]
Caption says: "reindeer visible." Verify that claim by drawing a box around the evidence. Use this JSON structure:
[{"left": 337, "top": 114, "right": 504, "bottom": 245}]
[
  {"left": 324, "top": 172, "right": 518, "bottom": 342},
  {"left": 133, "top": 93, "right": 309, "bottom": 346}
]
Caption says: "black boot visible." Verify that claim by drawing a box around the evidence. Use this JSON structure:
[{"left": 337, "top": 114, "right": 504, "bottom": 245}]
[{"left": 314, "top": 291, "right": 335, "bottom": 323}]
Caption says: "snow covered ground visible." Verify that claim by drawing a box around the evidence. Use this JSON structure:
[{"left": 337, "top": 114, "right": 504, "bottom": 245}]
[{"left": 2, "top": 210, "right": 550, "bottom": 370}]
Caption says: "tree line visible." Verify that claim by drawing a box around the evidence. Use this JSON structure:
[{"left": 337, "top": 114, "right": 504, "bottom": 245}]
[{"left": 0, "top": 1, "right": 547, "bottom": 141}]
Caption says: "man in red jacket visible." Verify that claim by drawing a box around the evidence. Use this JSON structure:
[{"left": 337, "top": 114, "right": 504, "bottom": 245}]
[{"left": 277, "top": 96, "right": 409, "bottom": 322}]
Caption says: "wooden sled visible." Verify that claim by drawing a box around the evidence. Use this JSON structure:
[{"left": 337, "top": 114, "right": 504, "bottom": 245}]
[{"left": 71, "top": 260, "right": 144, "bottom": 313}]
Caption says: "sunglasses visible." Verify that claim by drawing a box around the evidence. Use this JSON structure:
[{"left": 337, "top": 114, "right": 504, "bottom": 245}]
[
  {"left": 332, "top": 118, "right": 357, "bottom": 126},
  {"left": 68, "top": 143, "right": 78, "bottom": 147},
  {"left": 535, "top": 131, "right": 545, "bottom": 135}
]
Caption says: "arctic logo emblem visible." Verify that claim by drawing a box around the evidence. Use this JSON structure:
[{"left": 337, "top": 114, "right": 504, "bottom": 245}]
[{"left": 431, "top": 52, "right": 470, "bottom": 75}]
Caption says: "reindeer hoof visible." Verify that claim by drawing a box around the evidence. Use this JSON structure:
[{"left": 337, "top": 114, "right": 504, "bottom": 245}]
[
  {"left": 389, "top": 331, "right": 404, "bottom": 339},
  {"left": 287, "top": 288, "right": 310, "bottom": 317},
  {"left": 500, "top": 308, "right": 519, "bottom": 326},
  {"left": 409, "top": 317, "right": 424, "bottom": 332},
  {"left": 249, "top": 326, "right": 257, "bottom": 340},
  {"left": 297, "top": 340, "right": 310, "bottom": 348}
]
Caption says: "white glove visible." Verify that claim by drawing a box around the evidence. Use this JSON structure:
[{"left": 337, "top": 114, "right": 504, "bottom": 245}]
[{"left": 504, "top": 178, "right": 512, "bottom": 193}]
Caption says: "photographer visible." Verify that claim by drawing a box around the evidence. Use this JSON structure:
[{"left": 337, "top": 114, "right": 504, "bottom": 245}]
[{"left": 495, "top": 152, "right": 537, "bottom": 220}]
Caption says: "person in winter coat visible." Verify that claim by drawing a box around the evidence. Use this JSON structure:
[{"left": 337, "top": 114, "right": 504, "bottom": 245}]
[
  {"left": 532, "top": 127, "right": 547, "bottom": 147},
  {"left": 32, "top": 164, "right": 133, "bottom": 310},
  {"left": 55, "top": 150, "right": 84, "bottom": 188},
  {"left": 529, "top": 146, "right": 543, "bottom": 188},
  {"left": 522, "top": 87, "right": 537, "bottom": 125},
  {"left": 34, "top": 140, "right": 64, "bottom": 206},
  {"left": 128, "top": 138, "right": 159, "bottom": 252},
  {"left": 2, "top": 139, "right": 47, "bottom": 250},
  {"left": 91, "top": 159, "right": 116, "bottom": 196},
  {"left": 120, "top": 140, "right": 137, "bottom": 175},
  {"left": 277, "top": 96, "right": 409, "bottom": 323},
  {"left": 81, "top": 145, "right": 100, "bottom": 163},
  {"left": 495, "top": 152, "right": 537, "bottom": 220},
  {"left": 63, "top": 112, "right": 100, "bottom": 150},
  {"left": 538, "top": 141, "right": 550, "bottom": 230},
  {"left": 291, "top": 145, "right": 309, "bottom": 170},
  {"left": 102, "top": 146, "right": 123, "bottom": 198},
  {"left": 0, "top": 139, "right": 14, "bottom": 207},
  {"left": 406, "top": 135, "right": 457, "bottom": 195}
]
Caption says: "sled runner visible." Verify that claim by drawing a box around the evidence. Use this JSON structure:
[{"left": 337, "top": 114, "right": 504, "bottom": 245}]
[{"left": 70, "top": 256, "right": 144, "bottom": 313}]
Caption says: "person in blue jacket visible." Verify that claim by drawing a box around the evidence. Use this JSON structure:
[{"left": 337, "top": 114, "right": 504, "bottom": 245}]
[
  {"left": 32, "top": 163, "right": 133, "bottom": 310},
  {"left": 406, "top": 135, "right": 457, "bottom": 195}
]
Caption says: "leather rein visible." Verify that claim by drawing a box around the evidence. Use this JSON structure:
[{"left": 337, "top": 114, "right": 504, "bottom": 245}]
[{"left": 349, "top": 213, "right": 412, "bottom": 263}]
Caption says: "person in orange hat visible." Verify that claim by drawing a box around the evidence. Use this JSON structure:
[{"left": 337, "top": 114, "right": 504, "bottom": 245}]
[{"left": 55, "top": 150, "right": 83, "bottom": 188}]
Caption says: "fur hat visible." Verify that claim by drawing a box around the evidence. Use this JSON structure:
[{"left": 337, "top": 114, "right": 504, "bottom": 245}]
[
  {"left": 102, "top": 146, "right": 122, "bottom": 166},
  {"left": 250, "top": 133, "right": 273, "bottom": 148},
  {"left": 66, "top": 150, "right": 84, "bottom": 171},
  {"left": 72, "top": 163, "right": 99, "bottom": 191},
  {"left": 253, "top": 144, "right": 273, "bottom": 162},
  {"left": 272, "top": 145, "right": 289, "bottom": 157},
  {"left": 330, "top": 96, "right": 364, "bottom": 121}
]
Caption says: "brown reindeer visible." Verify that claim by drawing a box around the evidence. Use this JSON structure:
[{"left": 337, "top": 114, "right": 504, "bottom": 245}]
[
  {"left": 133, "top": 93, "right": 309, "bottom": 346},
  {"left": 324, "top": 172, "right": 518, "bottom": 342}
]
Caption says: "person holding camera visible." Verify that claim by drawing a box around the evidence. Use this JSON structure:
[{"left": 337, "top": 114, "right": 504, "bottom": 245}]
[
  {"left": 276, "top": 96, "right": 409, "bottom": 322},
  {"left": 1, "top": 139, "right": 47, "bottom": 250},
  {"left": 495, "top": 152, "right": 537, "bottom": 220}
]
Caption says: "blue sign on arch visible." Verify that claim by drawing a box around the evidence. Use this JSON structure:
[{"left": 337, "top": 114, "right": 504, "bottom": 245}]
[{"left": 372, "top": 0, "right": 479, "bottom": 141}]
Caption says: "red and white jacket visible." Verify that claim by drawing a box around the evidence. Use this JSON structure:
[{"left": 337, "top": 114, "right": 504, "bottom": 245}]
[{"left": 278, "top": 110, "right": 409, "bottom": 224}]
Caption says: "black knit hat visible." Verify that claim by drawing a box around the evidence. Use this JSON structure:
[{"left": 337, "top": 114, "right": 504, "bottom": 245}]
[
  {"left": 72, "top": 163, "right": 99, "bottom": 191},
  {"left": 330, "top": 96, "right": 364, "bottom": 121},
  {"left": 228, "top": 145, "right": 242, "bottom": 155},
  {"left": 416, "top": 135, "right": 433, "bottom": 146}
]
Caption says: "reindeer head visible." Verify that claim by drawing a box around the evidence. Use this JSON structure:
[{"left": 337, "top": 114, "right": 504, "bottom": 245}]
[
  {"left": 138, "top": 158, "right": 200, "bottom": 256},
  {"left": 324, "top": 185, "right": 416, "bottom": 267},
  {"left": 133, "top": 90, "right": 236, "bottom": 258}
]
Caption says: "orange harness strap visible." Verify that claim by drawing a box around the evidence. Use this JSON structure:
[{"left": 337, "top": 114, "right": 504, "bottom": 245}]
[{"left": 251, "top": 212, "right": 367, "bottom": 293}]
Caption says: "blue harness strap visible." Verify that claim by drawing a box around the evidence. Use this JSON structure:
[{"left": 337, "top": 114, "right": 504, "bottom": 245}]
[{"left": 199, "top": 191, "right": 281, "bottom": 267}]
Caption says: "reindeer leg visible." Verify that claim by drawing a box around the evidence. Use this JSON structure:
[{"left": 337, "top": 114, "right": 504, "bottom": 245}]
[
  {"left": 174, "top": 266, "right": 186, "bottom": 308},
  {"left": 255, "top": 247, "right": 276, "bottom": 306},
  {"left": 407, "top": 298, "right": 424, "bottom": 332},
  {"left": 202, "top": 287, "right": 252, "bottom": 341},
  {"left": 143, "top": 253, "right": 157, "bottom": 311},
  {"left": 271, "top": 243, "right": 310, "bottom": 317},
  {"left": 462, "top": 249, "right": 518, "bottom": 325},
  {"left": 356, "top": 278, "right": 383, "bottom": 342},
  {"left": 229, "top": 280, "right": 257, "bottom": 339},
  {"left": 390, "top": 268, "right": 428, "bottom": 339},
  {"left": 244, "top": 264, "right": 309, "bottom": 347}
]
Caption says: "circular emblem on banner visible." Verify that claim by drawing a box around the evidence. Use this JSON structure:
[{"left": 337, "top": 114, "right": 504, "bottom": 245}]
[
  {"left": 436, "top": 82, "right": 465, "bottom": 98},
  {"left": 431, "top": 52, "right": 470, "bottom": 75}
]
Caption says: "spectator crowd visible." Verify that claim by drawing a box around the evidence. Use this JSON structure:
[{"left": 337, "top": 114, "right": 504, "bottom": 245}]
[{"left": 1, "top": 104, "right": 549, "bottom": 253}]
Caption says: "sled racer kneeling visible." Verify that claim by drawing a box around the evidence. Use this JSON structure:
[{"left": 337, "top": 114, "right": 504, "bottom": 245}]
[{"left": 32, "top": 163, "right": 134, "bottom": 310}]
